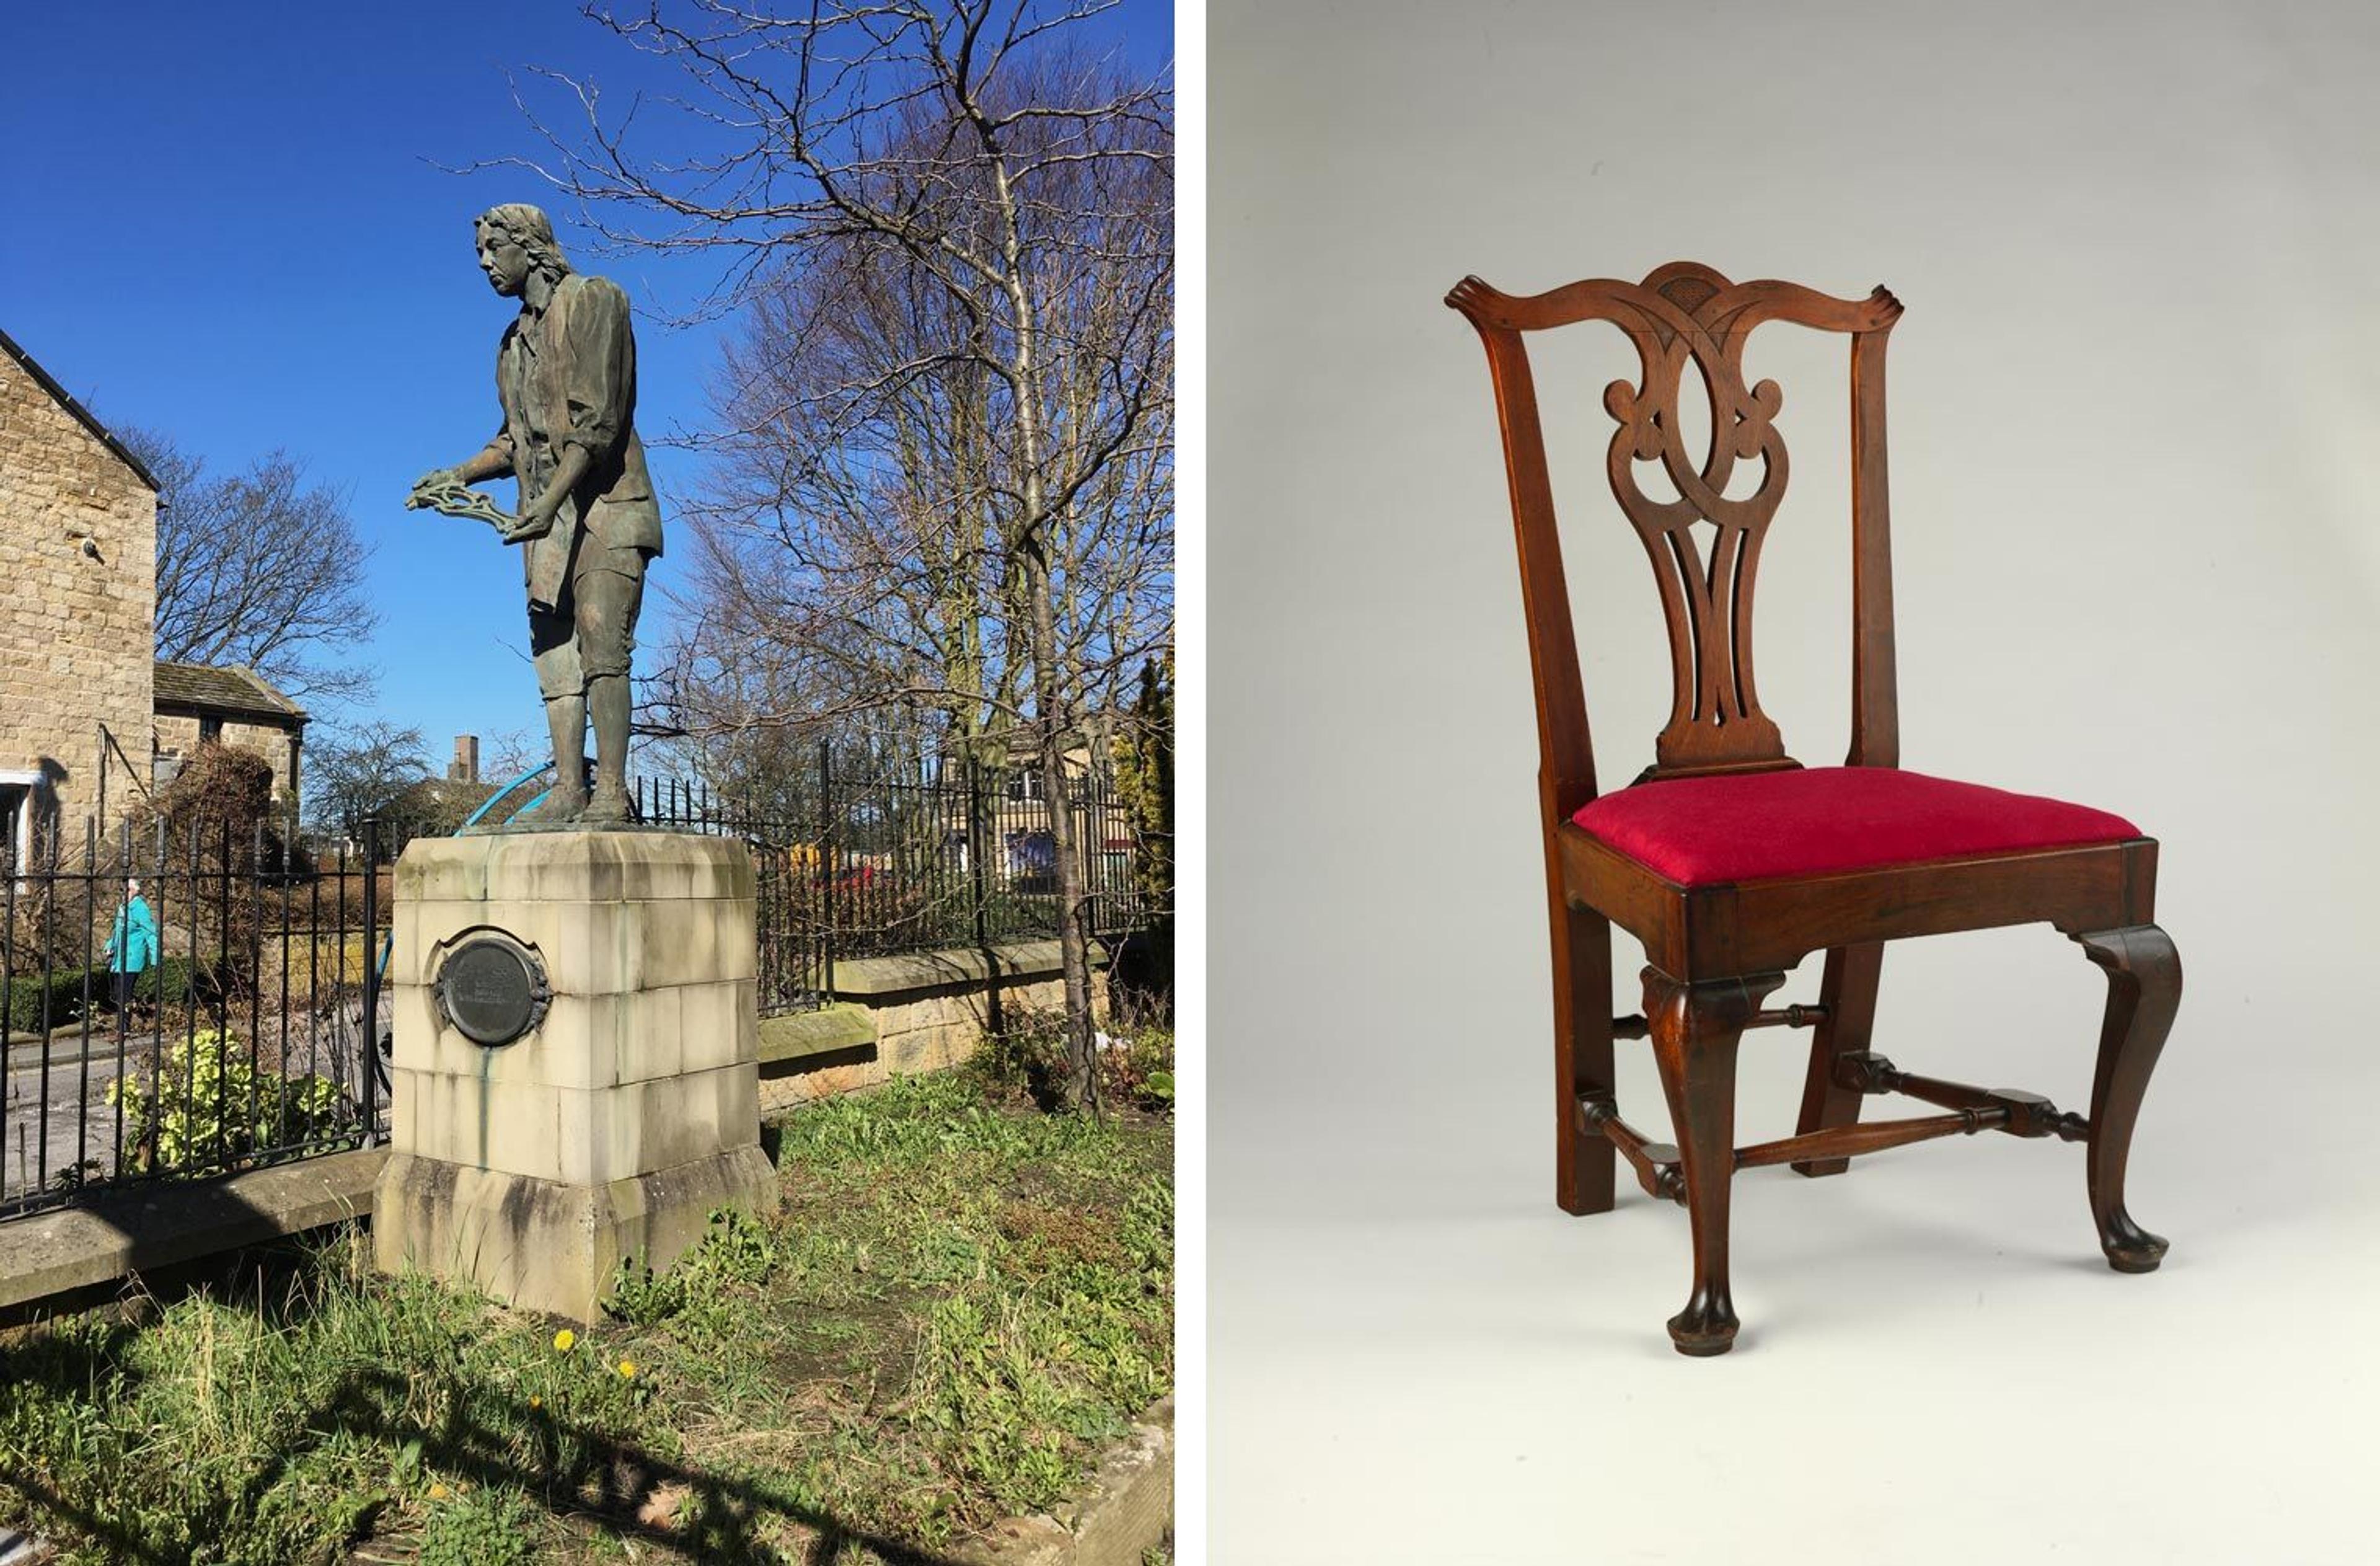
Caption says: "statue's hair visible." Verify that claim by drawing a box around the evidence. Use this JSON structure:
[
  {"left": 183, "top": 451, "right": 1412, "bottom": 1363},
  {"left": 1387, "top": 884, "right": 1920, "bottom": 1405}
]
[{"left": 473, "top": 203, "right": 573, "bottom": 285}]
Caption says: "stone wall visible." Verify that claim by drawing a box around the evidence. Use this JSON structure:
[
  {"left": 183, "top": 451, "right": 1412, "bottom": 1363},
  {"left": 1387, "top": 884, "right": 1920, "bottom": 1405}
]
[
  {"left": 0, "top": 347, "right": 156, "bottom": 852},
  {"left": 756, "top": 940, "right": 1111, "bottom": 1114},
  {"left": 154, "top": 713, "right": 301, "bottom": 804}
]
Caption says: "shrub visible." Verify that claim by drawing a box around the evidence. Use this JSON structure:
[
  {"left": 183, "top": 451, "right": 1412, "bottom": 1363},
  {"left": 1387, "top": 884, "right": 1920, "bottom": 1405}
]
[
  {"left": 108, "top": 1027, "right": 358, "bottom": 1175},
  {"left": 2, "top": 955, "right": 237, "bottom": 1033},
  {"left": 154, "top": 741, "right": 283, "bottom": 869},
  {"left": 1103, "top": 1025, "right": 1173, "bottom": 1108},
  {"left": 974, "top": 1007, "right": 1175, "bottom": 1113},
  {"left": 4, "top": 968, "right": 94, "bottom": 1033},
  {"left": 1112, "top": 653, "right": 1174, "bottom": 922},
  {"left": 2, "top": 880, "right": 96, "bottom": 982},
  {"left": 138, "top": 953, "right": 231, "bottom": 1006}
]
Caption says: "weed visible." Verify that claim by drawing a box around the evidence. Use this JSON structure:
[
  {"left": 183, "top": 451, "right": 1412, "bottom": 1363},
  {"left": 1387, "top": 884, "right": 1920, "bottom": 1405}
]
[
  {"left": 971, "top": 1011, "right": 1176, "bottom": 1113},
  {"left": 606, "top": 1205, "right": 776, "bottom": 1327},
  {"left": 418, "top": 1482, "right": 542, "bottom": 1566},
  {"left": 0, "top": 1069, "right": 1171, "bottom": 1564}
]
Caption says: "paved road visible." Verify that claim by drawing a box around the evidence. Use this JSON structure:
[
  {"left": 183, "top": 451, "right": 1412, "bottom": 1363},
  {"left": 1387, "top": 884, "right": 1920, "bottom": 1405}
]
[{"left": 2, "top": 1025, "right": 133, "bottom": 1206}]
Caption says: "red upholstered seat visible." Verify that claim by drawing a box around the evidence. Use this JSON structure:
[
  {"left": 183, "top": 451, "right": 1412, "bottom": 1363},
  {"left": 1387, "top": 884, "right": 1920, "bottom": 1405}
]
[{"left": 1571, "top": 767, "right": 2140, "bottom": 887}]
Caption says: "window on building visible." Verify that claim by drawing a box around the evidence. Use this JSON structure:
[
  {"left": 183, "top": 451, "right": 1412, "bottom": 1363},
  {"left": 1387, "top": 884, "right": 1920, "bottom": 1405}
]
[
  {"left": 0, "top": 782, "right": 23, "bottom": 874},
  {"left": 0, "top": 777, "right": 36, "bottom": 878},
  {"left": 200, "top": 715, "right": 224, "bottom": 743}
]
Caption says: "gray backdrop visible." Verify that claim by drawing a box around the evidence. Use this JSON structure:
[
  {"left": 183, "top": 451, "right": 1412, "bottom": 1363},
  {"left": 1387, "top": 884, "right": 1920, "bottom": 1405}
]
[{"left": 1210, "top": 1, "right": 2380, "bottom": 1558}]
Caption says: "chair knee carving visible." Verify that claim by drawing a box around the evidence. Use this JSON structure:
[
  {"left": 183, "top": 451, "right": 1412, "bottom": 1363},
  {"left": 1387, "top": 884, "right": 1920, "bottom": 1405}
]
[{"left": 1447, "top": 263, "right": 2181, "bottom": 1356}]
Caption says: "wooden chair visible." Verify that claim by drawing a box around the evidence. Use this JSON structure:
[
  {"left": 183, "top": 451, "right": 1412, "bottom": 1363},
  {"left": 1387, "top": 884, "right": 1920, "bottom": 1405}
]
[{"left": 1445, "top": 263, "right": 2181, "bottom": 1356}]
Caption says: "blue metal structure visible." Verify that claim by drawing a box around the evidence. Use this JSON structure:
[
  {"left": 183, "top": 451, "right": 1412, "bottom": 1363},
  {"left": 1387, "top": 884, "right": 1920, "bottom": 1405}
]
[
  {"left": 373, "top": 762, "right": 560, "bottom": 989},
  {"left": 460, "top": 763, "right": 560, "bottom": 831}
]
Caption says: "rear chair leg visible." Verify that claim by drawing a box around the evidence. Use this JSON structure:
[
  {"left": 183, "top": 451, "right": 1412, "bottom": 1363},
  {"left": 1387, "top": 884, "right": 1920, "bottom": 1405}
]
[
  {"left": 1792, "top": 942, "right": 1885, "bottom": 1177},
  {"left": 1555, "top": 897, "right": 1616, "bottom": 1215},
  {"left": 2073, "top": 926, "right": 2182, "bottom": 1272},
  {"left": 1646, "top": 967, "right": 1786, "bottom": 1356}
]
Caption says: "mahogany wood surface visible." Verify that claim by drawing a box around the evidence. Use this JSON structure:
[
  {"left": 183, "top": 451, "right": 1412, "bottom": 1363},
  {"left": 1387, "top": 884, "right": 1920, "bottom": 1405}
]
[
  {"left": 1645, "top": 969, "right": 1783, "bottom": 1356},
  {"left": 1579, "top": 1097, "right": 1686, "bottom": 1206},
  {"left": 1792, "top": 942, "right": 1884, "bottom": 1177},
  {"left": 1734, "top": 1110, "right": 1999, "bottom": 1171},
  {"left": 1553, "top": 901, "right": 1618, "bottom": 1215},
  {"left": 1556, "top": 829, "right": 2157, "bottom": 981},
  {"left": 2076, "top": 926, "right": 2183, "bottom": 1271},
  {"left": 1448, "top": 262, "right": 2185, "bottom": 1355},
  {"left": 1840, "top": 1053, "right": 2088, "bottom": 1139}
]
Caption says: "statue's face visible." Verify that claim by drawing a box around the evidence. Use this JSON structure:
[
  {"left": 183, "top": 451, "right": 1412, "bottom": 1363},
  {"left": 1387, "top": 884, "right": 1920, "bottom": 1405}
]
[{"left": 477, "top": 231, "right": 531, "bottom": 297}]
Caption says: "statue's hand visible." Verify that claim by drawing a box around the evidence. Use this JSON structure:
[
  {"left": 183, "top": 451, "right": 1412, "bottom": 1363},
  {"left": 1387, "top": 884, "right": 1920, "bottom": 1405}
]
[
  {"left": 410, "top": 473, "right": 517, "bottom": 534},
  {"left": 407, "top": 467, "right": 461, "bottom": 508},
  {"left": 501, "top": 498, "right": 558, "bottom": 544}
]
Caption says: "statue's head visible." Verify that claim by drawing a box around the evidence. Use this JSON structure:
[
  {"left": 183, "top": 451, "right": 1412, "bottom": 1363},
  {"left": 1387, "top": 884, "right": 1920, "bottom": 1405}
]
[{"left": 472, "top": 203, "right": 573, "bottom": 297}]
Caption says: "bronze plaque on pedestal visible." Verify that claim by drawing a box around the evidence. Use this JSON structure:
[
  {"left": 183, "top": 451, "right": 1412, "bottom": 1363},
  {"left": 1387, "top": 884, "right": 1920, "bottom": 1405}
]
[{"left": 435, "top": 932, "right": 550, "bottom": 1046}]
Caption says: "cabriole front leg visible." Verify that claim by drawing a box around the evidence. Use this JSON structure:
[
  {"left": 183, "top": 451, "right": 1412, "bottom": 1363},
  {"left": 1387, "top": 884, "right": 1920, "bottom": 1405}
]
[
  {"left": 1646, "top": 967, "right": 1786, "bottom": 1356},
  {"left": 2073, "top": 926, "right": 2182, "bottom": 1273}
]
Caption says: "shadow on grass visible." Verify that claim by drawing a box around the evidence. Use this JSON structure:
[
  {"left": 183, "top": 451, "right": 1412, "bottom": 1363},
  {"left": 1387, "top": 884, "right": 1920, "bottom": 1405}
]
[
  {"left": 325, "top": 1365, "right": 971, "bottom": 1564},
  {"left": 0, "top": 1317, "right": 163, "bottom": 1564},
  {"left": 0, "top": 1247, "right": 979, "bottom": 1566}
]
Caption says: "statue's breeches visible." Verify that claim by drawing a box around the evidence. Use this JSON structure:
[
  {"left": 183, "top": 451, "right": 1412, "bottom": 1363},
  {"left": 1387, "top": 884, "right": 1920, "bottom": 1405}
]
[{"left": 529, "top": 538, "right": 650, "bottom": 699}]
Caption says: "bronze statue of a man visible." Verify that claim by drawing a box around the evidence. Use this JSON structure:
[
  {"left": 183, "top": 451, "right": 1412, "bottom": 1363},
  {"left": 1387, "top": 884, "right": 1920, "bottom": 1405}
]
[{"left": 408, "top": 203, "right": 663, "bottom": 828}]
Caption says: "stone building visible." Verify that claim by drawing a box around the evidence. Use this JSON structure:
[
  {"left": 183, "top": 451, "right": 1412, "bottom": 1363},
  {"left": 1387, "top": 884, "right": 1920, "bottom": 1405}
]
[
  {"left": 0, "top": 327, "right": 159, "bottom": 875},
  {"left": 152, "top": 660, "right": 308, "bottom": 807}
]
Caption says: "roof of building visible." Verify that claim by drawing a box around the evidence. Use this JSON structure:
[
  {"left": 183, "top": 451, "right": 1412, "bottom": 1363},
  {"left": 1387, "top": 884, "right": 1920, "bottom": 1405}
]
[
  {"left": 395, "top": 775, "right": 501, "bottom": 810},
  {"left": 0, "top": 325, "right": 162, "bottom": 493},
  {"left": 152, "top": 661, "right": 309, "bottom": 728}
]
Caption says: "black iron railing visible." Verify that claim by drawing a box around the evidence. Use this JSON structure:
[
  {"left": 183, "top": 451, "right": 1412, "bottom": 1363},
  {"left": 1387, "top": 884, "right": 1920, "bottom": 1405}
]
[
  {"left": 2, "top": 741, "right": 1155, "bottom": 1223},
  {"left": 1, "top": 815, "right": 389, "bottom": 1221},
  {"left": 634, "top": 745, "right": 1150, "bottom": 1016}
]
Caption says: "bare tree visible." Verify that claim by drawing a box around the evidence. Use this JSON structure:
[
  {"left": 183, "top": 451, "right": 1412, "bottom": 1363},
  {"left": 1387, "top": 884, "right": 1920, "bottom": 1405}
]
[
  {"left": 121, "top": 428, "right": 381, "bottom": 709},
  {"left": 478, "top": 724, "right": 549, "bottom": 785},
  {"left": 306, "top": 722, "right": 431, "bottom": 851},
  {"left": 501, "top": 1, "right": 1173, "bottom": 1108}
]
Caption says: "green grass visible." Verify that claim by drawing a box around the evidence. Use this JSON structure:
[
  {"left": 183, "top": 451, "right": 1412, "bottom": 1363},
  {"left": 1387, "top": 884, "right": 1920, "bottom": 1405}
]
[{"left": 0, "top": 1068, "right": 1173, "bottom": 1564}]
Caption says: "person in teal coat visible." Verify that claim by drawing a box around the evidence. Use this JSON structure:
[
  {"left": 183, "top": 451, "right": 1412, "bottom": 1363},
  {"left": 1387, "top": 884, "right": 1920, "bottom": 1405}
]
[{"left": 105, "top": 877, "right": 159, "bottom": 1016}]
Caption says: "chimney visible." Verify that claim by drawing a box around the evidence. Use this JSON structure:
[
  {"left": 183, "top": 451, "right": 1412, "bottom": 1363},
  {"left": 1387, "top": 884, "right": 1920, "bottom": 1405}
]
[{"left": 451, "top": 735, "right": 480, "bottom": 784}]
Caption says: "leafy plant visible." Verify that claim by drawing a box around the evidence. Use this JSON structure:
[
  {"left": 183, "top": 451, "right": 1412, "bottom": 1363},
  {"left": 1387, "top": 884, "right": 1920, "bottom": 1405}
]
[
  {"left": 974, "top": 1008, "right": 1175, "bottom": 1113},
  {"left": 416, "top": 1482, "right": 540, "bottom": 1566},
  {"left": 107, "top": 1027, "right": 357, "bottom": 1174},
  {"left": 606, "top": 1206, "right": 777, "bottom": 1326}
]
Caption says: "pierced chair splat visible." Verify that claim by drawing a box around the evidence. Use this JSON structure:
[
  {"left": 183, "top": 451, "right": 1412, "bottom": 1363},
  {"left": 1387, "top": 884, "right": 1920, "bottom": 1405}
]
[{"left": 1445, "top": 262, "right": 2181, "bottom": 1357}]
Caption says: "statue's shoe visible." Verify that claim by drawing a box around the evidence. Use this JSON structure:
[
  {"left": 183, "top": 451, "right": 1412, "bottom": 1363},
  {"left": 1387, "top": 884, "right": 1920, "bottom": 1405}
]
[
  {"left": 524, "top": 787, "right": 589, "bottom": 828},
  {"left": 578, "top": 784, "right": 633, "bottom": 828}
]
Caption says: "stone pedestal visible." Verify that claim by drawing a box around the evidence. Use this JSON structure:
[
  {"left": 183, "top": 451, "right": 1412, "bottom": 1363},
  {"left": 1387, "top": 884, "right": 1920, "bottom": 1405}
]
[{"left": 373, "top": 830, "right": 778, "bottom": 1321}]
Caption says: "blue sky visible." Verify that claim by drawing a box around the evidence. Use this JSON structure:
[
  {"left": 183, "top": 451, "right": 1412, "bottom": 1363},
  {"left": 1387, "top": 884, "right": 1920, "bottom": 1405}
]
[{"left": 2, "top": 0, "right": 1172, "bottom": 772}]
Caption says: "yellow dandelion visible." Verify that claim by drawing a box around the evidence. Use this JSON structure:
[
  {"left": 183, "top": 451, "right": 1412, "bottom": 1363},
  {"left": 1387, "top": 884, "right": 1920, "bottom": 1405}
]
[
  {"left": 427, "top": 1482, "right": 451, "bottom": 1501},
  {"left": 617, "top": 1359, "right": 637, "bottom": 1379},
  {"left": 553, "top": 1329, "right": 576, "bottom": 1351},
  {"left": 529, "top": 1394, "right": 543, "bottom": 1410}
]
